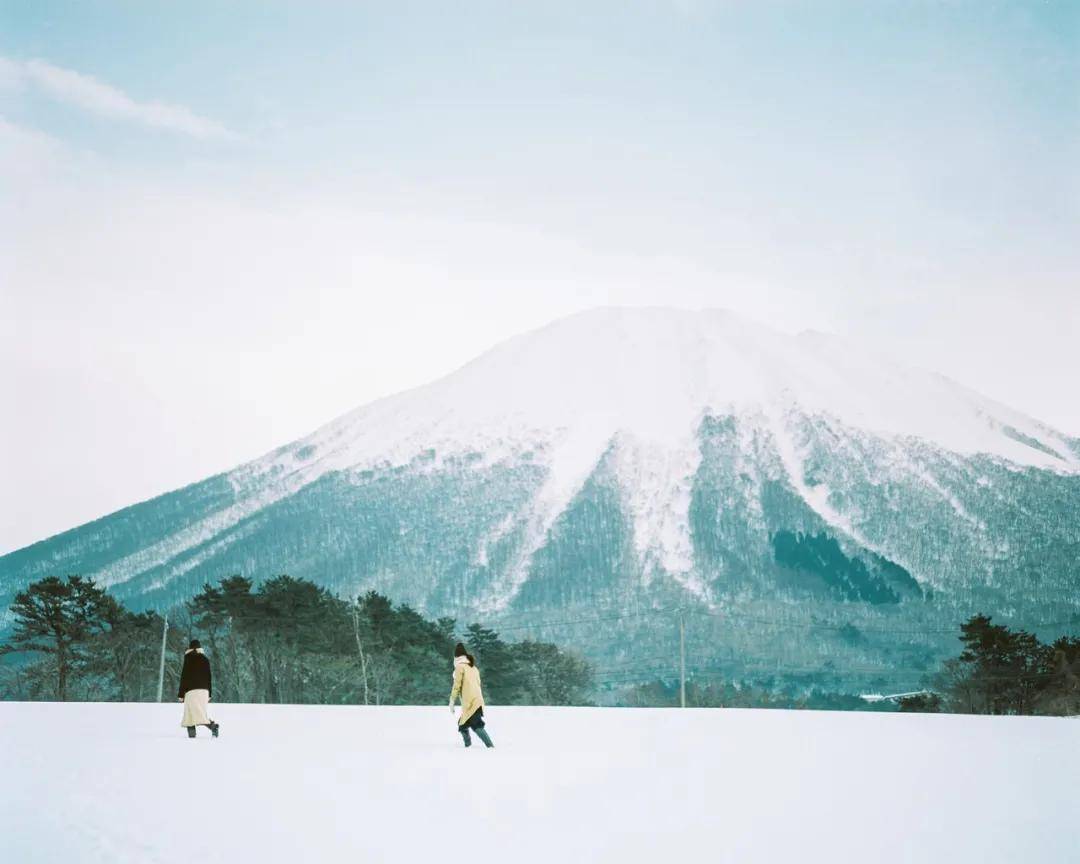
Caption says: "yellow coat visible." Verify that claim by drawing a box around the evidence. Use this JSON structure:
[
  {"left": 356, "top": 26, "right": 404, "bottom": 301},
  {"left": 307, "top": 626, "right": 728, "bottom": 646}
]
[{"left": 449, "top": 656, "right": 485, "bottom": 726}]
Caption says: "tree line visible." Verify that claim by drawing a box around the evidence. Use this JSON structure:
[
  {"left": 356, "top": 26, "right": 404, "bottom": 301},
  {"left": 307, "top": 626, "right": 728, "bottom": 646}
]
[
  {"left": 1, "top": 577, "right": 1076, "bottom": 714},
  {"left": 0, "top": 574, "right": 593, "bottom": 706},
  {"left": 618, "top": 614, "right": 1078, "bottom": 716},
  {"left": 897, "top": 614, "right": 1080, "bottom": 715}
]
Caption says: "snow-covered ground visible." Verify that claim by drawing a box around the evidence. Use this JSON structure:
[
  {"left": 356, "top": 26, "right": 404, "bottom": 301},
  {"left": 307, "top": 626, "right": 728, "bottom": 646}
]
[{"left": 1, "top": 702, "right": 1076, "bottom": 863}]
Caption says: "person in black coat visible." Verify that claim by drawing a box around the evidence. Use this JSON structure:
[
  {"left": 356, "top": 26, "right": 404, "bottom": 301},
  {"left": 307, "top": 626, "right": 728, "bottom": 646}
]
[{"left": 178, "top": 639, "right": 220, "bottom": 738}]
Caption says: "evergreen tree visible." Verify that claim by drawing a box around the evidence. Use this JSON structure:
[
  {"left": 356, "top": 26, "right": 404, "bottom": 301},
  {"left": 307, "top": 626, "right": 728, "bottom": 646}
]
[
  {"left": 1, "top": 576, "right": 118, "bottom": 700},
  {"left": 898, "top": 692, "right": 942, "bottom": 713},
  {"left": 955, "top": 615, "right": 1050, "bottom": 714},
  {"left": 2, "top": 574, "right": 593, "bottom": 706}
]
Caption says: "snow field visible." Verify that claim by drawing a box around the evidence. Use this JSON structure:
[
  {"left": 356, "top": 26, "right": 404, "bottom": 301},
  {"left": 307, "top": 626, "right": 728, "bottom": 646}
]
[{"left": 1, "top": 702, "right": 1077, "bottom": 863}]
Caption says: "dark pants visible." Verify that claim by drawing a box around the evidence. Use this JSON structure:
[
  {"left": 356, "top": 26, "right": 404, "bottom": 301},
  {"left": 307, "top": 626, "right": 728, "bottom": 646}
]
[{"left": 459, "top": 708, "right": 494, "bottom": 748}]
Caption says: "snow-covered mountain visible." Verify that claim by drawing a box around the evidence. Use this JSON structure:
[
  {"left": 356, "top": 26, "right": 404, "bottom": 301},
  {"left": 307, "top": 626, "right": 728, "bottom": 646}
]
[{"left": 4, "top": 308, "right": 1079, "bottom": 690}]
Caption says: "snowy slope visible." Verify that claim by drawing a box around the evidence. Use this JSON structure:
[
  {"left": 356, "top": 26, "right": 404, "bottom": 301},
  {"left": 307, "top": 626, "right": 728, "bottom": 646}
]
[
  {"left": 229, "top": 307, "right": 1079, "bottom": 598},
  {"left": 2, "top": 308, "right": 1079, "bottom": 688},
  {"left": 29, "top": 307, "right": 1076, "bottom": 593},
  {"left": 289, "top": 307, "right": 1078, "bottom": 473},
  {"left": 1, "top": 701, "right": 1077, "bottom": 864}
]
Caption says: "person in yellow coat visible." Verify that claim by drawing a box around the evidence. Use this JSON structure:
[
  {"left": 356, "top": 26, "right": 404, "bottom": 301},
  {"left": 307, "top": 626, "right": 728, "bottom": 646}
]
[{"left": 449, "top": 642, "right": 494, "bottom": 748}]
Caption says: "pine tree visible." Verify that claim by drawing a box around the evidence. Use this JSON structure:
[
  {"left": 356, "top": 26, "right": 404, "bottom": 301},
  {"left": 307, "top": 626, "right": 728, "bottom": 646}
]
[{"left": 1, "top": 575, "right": 119, "bottom": 700}]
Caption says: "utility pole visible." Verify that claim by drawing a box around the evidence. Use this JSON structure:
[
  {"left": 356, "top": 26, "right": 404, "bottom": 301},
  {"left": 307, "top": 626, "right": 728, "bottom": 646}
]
[
  {"left": 679, "top": 611, "right": 686, "bottom": 709},
  {"left": 352, "top": 605, "right": 370, "bottom": 706},
  {"left": 156, "top": 613, "right": 169, "bottom": 703}
]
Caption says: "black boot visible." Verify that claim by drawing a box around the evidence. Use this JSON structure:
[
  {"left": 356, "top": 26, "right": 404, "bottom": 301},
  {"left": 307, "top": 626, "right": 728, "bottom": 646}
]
[
  {"left": 209, "top": 722, "right": 220, "bottom": 738},
  {"left": 460, "top": 728, "right": 472, "bottom": 748},
  {"left": 474, "top": 726, "right": 494, "bottom": 749},
  {"left": 187, "top": 726, "right": 196, "bottom": 738}
]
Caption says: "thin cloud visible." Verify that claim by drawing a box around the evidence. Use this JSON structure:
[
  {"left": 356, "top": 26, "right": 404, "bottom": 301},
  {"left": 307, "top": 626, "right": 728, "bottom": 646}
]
[{"left": 0, "top": 55, "right": 238, "bottom": 141}]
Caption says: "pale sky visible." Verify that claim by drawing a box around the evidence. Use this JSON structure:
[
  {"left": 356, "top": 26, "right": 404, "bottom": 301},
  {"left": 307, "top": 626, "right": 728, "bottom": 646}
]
[{"left": 2, "top": 1, "right": 1078, "bottom": 553}]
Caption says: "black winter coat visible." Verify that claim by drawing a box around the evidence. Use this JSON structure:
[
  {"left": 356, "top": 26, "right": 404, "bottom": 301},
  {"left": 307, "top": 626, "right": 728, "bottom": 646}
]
[{"left": 178, "top": 650, "right": 212, "bottom": 699}]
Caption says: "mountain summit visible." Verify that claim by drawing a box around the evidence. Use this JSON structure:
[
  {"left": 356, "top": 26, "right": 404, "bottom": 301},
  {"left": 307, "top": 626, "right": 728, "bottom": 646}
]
[{"left": 4, "top": 308, "right": 1078, "bottom": 689}]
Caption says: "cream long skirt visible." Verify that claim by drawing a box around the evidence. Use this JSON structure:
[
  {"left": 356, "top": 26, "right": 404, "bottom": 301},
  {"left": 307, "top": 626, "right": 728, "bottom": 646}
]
[{"left": 181, "top": 689, "right": 213, "bottom": 727}]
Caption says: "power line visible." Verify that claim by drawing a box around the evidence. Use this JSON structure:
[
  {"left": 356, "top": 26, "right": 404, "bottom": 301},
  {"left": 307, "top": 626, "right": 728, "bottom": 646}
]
[
  {"left": 171, "top": 598, "right": 1079, "bottom": 637},
  {"left": 589, "top": 665, "right": 1060, "bottom": 687},
  {"left": 159, "top": 593, "right": 1079, "bottom": 694},
  {"left": 170, "top": 611, "right": 1074, "bottom": 686}
]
